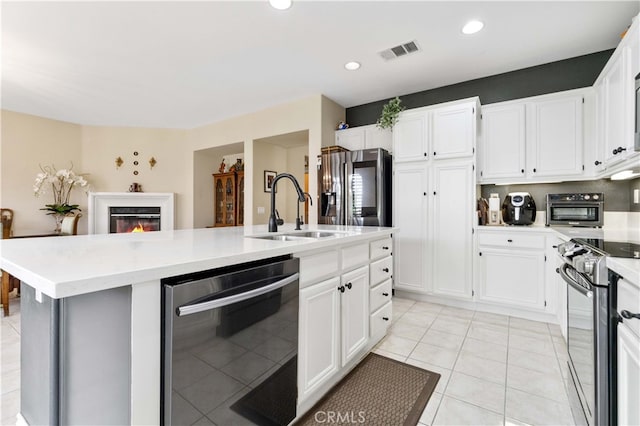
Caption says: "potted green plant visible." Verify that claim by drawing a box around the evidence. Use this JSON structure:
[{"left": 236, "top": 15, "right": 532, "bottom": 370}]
[{"left": 376, "top": 96, "right": 405, "bottom": 130}]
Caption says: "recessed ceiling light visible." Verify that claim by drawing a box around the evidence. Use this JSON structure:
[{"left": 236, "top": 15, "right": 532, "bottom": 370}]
[
  {"left": 462, "top": 20, "right": 484, "bottom": 35},
  {"left": 344, "top": 61, "right": 361, "bottom": 71},
  {"left": 269, "top": 0, "right": 292, "bottom": 10}
]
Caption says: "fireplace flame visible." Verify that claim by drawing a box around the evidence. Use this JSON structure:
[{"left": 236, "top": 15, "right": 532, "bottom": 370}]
[{"left": 130, "top": 222, "right": 145, "bottom": 233}]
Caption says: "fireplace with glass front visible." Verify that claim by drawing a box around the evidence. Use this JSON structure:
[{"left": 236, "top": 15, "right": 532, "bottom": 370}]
[{"left": 109, "top": 207, "right": 161, "bottom": 233}]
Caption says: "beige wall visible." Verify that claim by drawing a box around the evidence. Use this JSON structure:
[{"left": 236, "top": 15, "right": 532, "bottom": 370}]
[
  {"left": 1, "top": 94, "right": 345, "bottom": 234},
  {"left": 1, "top": 110, "right": 84, "bottom": 234},
  {"left": 285, "top": 144, "right": 309, "bottom": 223},
  {"left": 253, "top": 142, "right": 288, "bottom": 225}
]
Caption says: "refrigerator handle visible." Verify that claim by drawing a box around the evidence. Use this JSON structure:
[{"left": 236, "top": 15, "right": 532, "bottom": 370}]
[{"left": 344, "top": 159, "right": 353, "bottom": 226}]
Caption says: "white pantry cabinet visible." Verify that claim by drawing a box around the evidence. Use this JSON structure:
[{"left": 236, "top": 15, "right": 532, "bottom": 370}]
[
  {"left": 617, "top": 277, "right": 640, "bottom": 426},
  {"left": 335, "top": 125, "right": 392, "bottom": 153},
  {"left": 431, "top": 159, "right": 474, "bottom": 299},
  {"left": 393, "top": 162, "right": 429, "bottom": 293},
  {"left": 476, "top": 230, "right": 548, "bottom": 312},
  {"left": 479, "top": 89, "right": 588, "bottom": 183}
]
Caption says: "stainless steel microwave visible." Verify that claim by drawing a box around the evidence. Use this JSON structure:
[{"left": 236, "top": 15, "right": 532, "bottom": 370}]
[{"left": 546, "top": 193, "right": 604, "bottom": 227}]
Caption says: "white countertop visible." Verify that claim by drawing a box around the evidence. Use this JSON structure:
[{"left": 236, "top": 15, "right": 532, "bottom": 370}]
[{"left": 0, "top": 225, "right": 394, "bottom": 299}]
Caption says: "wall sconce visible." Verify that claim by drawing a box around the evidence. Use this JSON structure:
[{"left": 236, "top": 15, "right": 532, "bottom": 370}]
[
  {"left": 149, "top": 157, "right": 157, "bottom": 169},
  {"left": 115, "top": 156, "right": 124, "bottom": 169}
]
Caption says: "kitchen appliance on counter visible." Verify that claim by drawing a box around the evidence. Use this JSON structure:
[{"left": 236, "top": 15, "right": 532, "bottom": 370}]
[
  {"left": 162, "top": 255, "right": 300, "bottom": 426},
  {"left": 501, "top": 192, "right": 536, "bottom": 225},
  {"left": 318, "top": 148, "right": 392, "bottom": 227},
  {"left": 557, "top": 238, "right": 640, "bottom": 425},
  {"left": 487, "top": 193, "right": 502, "bottom": 225},
  {"left": 546, "top": 193, "right": 604, "bottom": 228}
]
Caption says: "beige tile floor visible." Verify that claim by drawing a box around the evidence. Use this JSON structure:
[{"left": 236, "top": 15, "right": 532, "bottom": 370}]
[
  {"left": 1, "top": 292, "right": 575, "bottom": 426},
  {"left": 374, "top": 297, "right": 575, "bottom": 426}
]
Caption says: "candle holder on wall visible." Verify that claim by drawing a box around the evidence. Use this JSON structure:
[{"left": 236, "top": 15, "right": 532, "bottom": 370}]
[
  {"left": 115, "top": 156, "right": 124, "bottom": 169},
  {"left": 149, "top": 157, "right": 157, "bottom": 170}
]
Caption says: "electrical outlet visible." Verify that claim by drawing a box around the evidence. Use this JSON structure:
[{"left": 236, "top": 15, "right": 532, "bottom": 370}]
[
  {"left": 257, "top": 206, "right": 265, "bottom": 214},
  {"left": 634, "top": 189, "right": 639, "bottom": 204}
]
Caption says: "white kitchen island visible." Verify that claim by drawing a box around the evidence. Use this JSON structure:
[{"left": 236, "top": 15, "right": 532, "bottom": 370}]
[{"left": 0, "top": 225, "right": 395, "bottom": 425}]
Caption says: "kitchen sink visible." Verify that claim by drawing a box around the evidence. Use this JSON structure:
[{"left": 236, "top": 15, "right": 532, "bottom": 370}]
[
  {"left": 247, "top": 230, "right": 347, "bottom": 241},
  {"left": 250, "top": 234, "right": 315, "bottom": 241}
]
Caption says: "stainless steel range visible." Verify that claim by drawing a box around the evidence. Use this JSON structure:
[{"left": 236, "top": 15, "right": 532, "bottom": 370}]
[{"left": 558, "top": 238, "right": 640, "bottom": 425}]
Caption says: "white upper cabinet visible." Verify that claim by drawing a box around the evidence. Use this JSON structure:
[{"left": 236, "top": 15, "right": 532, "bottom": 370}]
[
  {"left": 479, "top": 89, "right": 588, "bottom": 183},
  {"left": 528, "top": 94, "right": 584, "bottom": 178},
  {"left": 335, "top": 125, "right": 392, "bottom": 153},
  {"left": 601, "top": 47, "right": 633, "bottom": 166},
  {"left": 393, "top": 109, "right": 429, "bottom": 162},
  {"left": 364, "top": 126, "right": 392, "bottom": 153},
  {"left": 480, "top": 104, "right": 526, "bottom": 180},
  {"left": 335, "top": 127, "right": 365, "bottom": 151},
  {"left": 432, "top": 101, "right": 477, "bottom": 159}
]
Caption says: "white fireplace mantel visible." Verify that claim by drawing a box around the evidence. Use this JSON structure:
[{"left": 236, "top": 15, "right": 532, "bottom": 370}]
[{"left": 88, "top": 192, "right": 175, "bottom": 234}]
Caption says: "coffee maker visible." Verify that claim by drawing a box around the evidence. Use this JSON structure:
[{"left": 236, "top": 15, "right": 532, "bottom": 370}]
[{"left": 502, "top": 192, "right": 536, "bottom": 225}]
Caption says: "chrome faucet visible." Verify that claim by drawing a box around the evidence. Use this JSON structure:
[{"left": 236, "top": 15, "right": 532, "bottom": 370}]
[
  {"left": 269, "top": 173, "right": 306, "bottom": 232},
  {"left": 295, "top": 192, "right": 313, "bottom": 231}
]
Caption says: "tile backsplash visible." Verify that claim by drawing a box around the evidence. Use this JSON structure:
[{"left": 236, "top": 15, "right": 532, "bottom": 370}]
[{"left": 481, "top": 178, "right": 640, "bottom": 212}]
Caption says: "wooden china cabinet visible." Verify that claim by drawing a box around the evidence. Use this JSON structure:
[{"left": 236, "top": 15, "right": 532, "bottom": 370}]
[{"left": 213, "top": 171, "right": 244, "bottom": 227}]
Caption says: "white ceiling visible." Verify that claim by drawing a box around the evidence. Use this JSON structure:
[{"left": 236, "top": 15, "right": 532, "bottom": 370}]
[{"left": 2, "top": 1, "right": 638, "bottom": 129}]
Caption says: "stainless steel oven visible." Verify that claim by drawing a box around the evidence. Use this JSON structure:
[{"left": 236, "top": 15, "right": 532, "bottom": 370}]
[
  {"left": 162, "top": 255, "right": 299, "bottom": 425},
  {"left": 558, "top": 240, "right": 618, "bottom": 426},
  {"left": 546, "top": 193, "right": 604, "bottom": 227}
]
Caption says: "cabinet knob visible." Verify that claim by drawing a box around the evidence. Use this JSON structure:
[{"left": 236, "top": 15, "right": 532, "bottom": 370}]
[
  {"left": 613, "top": 147, "right": 627, "bottom": 155},
  {"left": 507, "top": 239, "right": 513, "bottom": 243},
  {"left": 382, "top": 317, "right": 390, "bottom": 321},
  {"left": 521, "top": 169, "right": 525, "bottom": 174},
  {"left": 338, "top": 285, "right": 345, "bottom": 293},
  {"left": 345, "top": 282, "right": 352, "bottom": 290},
  {"left": 382, "top": 292, "right": 389, "bottom": 297},
  {"left": 423, "top": 192, "right": 427, "bottom": 196},
  {"left": 382, "top": 268, "right": 390, "bottom": 273},
  {"left": 556, "top": 268, "right": 560, "bottom": 274},
  {"left": 382, "top": 246, "right": 389, "bottom": 250},
  {"left": 433, "top": 152, "right": 437, "bottom": 156},
  {"left": 424, "top": 153, "right": 427, "bottom": 157},
  {"left": 594, "top": 160, "right": 602, "bottom": 166},
  {"left": 532, "top": 168, "right": 537, "bottom": 173},
  {"left": 621, "top": 310, "right": 640, "bottom": 320},
  {"left": 433, "top": 191, "right": 437, "bottom": 196}
]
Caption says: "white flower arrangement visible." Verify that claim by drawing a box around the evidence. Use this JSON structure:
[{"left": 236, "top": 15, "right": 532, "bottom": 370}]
[{"left": 33, "top": 164, "right": 90, "bottom": 216}]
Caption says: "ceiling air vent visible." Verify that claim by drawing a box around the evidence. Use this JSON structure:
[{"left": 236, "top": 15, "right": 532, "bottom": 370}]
[{"left": 379, "top": 40, "right": 420, "bottom": 61}]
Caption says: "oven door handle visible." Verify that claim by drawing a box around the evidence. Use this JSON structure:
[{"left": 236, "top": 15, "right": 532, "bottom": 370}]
[
  {"left": 560, "top": 264, "right": 593, "bottom": 298},
  {"left": 176, "top": 273, "right": 299, "bottom": 317}
]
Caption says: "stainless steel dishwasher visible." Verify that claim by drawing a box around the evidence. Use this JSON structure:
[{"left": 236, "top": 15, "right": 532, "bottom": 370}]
[{"left": 162, "top": 255, "right": 299, "bottom": 425}]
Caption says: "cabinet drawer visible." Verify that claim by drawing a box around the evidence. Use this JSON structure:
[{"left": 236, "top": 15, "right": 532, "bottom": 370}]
[
  {"left": 370, "top": 279, "right": 393, "bottom": 313},
  {"left": 618, "top": 278, "right": 640, "bottom": 338},
  {"left": 370, "top": 256, "right": 393, "bottom": 286},
  {"left": 342, "top": 243, "right": 370, "bottom": 271},
  {"left": 370, "top": 302, "right": 392, "bottom": 340},
  {"left": 370, "top": 237, "right": 393, "bottom": 260},
  {"left": 299, "top": 250, "right": 339, "bottom": 286},
  {"left": 477, "top": 232, "right": 545, "bottom": 249}
]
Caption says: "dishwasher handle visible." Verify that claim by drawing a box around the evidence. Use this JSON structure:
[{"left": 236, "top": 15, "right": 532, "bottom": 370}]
[{"left": 177, "top": 272, "right": 299, "bottom": 317}]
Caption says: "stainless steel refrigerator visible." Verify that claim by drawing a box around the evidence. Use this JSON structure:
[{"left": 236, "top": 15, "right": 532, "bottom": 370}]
[{"left": 317, "top": 148, "right": 392, "bottom": 227}]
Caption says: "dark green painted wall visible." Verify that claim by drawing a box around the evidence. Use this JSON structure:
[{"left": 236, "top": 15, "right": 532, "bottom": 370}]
[{"left": 345, "top": 50, "right": 614, "bottom": 127}]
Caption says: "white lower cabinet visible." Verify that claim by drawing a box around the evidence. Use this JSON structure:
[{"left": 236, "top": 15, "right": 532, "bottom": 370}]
[
  {"left": 340, "top": 266, "right": 370, "bottom": 366},
  {"left": 298, "top": 260, "right": 372, "bottom": 402},
  {"left": 299, "top": 277, "right": 340, "bottom": 400},
  {"left": 476, "top": 230, "right": 548, "bottom": 312},
  {"left": 617, "top": 277, "right": 640, "bottom": 426}
]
